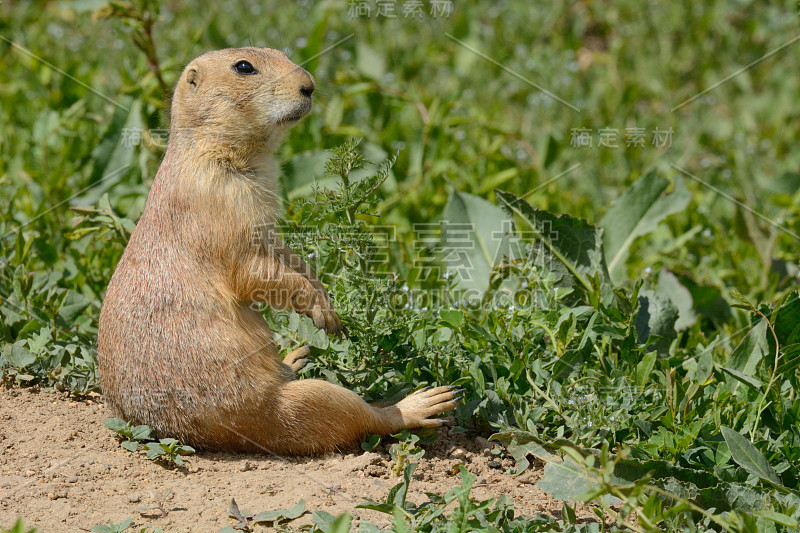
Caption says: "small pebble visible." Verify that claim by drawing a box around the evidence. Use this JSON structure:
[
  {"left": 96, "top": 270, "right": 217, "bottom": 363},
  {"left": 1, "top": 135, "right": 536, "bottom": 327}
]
[
  {"left": 488, "top": 460, "right": 502, "bottom": 469},
  {"left": 24, "top": 470, "right": 35, "bottom": 477},
  {"left": 67, "top": 477, "right": 78, "bottom": 483},
  {"left": 238, "top": 461, "right": 252, "bottom": 472},
  {"left": 451, "top": 447, "right": 468, "bottom": 460},
  {"left": 128, "top": 494, "right": 141, "bottom": 503}
]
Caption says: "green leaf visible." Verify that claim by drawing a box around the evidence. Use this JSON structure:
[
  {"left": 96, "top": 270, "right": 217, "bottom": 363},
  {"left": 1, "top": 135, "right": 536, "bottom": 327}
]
[
  {"left": 361, "top": 433, "right": 381, "bottom": 452},
  {"left": 490, "top": 431, "right": 556, "bottom": 474},
  {"left": 726, "top": 319, "right": 768, "bottom": 377},
  {"left": 121, "top": 440, "right": 140, "bottom": 452},
  {"left": 442, "top": 189, "right": 520, "bottom": 296},
  {"left": 57, "top": 290, "right": 92, "bottom": 327},
  {"left": 252, "top": 500, "right": 306, "bottom": 523},
  {"left": 130, "top": 425, "right": 152, "bottom": 441},
  {"left": 635, "top": 289, "right": 679, "bottom": 355},
  {"left": 774, "top": 292, "right": 800, "bottom": 345},
  {"left": 657, "top": 270, "right": 697, "bottom": 331},
  {"left": 536, "top": 457, "right": 589, "bottom": 501},
  {"left": 719, "top": 366, "right": 762, "bottom": 390},
  {"left": 496, "top": 189, "right": 606, "bottom": 292},
  {"left": 439, "top": 309, "right": 464, "bottom": 328},
  {"left": 720, "top": 426, "right": 781, "bottom": 484},
  {"left": 600, "top": 172, "right": 690, "bottom": 284},
  {"left": 753, "top": 510, "right": 799, "bottom": 528},
  {"left": 103, "top": 418, "right": 128, "bottom": 432},
  {"left": 315, "top": 512, "right": 352, "bottom": 533},
  {"left": 3, "top": 344, "right": 36, "bottom": 369},
  {"left": 145, "top": 443, "right": 165, "bottom": 459},
  {"left": 635, "top": 351, "right": 657, "bottom": 389},
  {"left": 312, "top": 510, "right": 338, "bottom": 533}
]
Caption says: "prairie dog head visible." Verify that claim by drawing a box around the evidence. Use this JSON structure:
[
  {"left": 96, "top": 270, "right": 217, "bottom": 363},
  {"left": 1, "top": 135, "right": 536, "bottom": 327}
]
[{"left": 170, "top": 47, "right": 315, "bottom": 160}]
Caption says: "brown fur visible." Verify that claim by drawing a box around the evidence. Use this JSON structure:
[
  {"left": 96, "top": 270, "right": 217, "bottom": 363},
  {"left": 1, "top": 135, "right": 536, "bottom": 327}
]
[{"left": 97, "top": 48, "right": 459, "bottom": 455}]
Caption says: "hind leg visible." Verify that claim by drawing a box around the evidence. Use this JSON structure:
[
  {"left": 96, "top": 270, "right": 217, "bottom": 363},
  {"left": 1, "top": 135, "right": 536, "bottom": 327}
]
[{"left": 247, "top": 380, "right": 461, "bottom": 455}]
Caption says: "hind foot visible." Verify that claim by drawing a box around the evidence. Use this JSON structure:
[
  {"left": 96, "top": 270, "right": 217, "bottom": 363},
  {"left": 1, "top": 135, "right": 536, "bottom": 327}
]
[{"left": 392, "top": 385, "right": 463, "bottom": 429}]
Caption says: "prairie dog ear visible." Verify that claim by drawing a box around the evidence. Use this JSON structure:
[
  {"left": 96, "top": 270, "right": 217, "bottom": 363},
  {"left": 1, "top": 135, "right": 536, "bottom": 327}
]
[{"left": 186, "top": 66, "right": 200, "bottom": 91}]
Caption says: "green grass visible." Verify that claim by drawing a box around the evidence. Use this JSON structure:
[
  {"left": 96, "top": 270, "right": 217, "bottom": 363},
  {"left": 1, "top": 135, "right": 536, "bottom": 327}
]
[{"left": 2, "top": 0, "right": 800, "bottom": 531}]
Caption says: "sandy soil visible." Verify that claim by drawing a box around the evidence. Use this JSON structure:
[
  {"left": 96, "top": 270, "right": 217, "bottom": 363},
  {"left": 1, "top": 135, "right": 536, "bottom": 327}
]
[{"left": 0, "top": 386, "right": 576, "bottom": 532}]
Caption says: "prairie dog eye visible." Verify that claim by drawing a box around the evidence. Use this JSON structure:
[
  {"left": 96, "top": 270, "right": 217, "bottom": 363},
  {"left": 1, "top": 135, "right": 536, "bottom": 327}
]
[{"left": 232, "top": 60, "right": 257, "bottom": 75}]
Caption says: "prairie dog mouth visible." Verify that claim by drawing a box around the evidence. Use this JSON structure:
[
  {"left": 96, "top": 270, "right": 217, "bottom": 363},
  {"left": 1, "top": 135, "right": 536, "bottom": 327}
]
[{"left": 279, "top": 100, "right": 312, "bottom": 125}]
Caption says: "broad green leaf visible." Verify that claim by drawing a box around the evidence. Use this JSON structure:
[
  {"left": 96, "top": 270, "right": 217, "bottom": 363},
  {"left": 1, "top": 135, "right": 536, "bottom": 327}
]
[
  {"left": 657, "top": 270, "right": 697, "bottom": 331},
  {"left": 635, "top": 289, "right": 678, "bottom": 355},
  {"left": 496, "top": 189, "right": 606, "bottom": 292},
  {"left": 677, "top": 275, "right": 732, "bottom": 323},
  {"left": 601, "top": 172, "right": 690, "bottom": 284},
  {"left": 719, "top": 366, "right": 763, "bottom": 389},
  {"left": 635, "top": 351, "right": 657, "bottom": 389},
  {"left": 121, "top": 441, "right": 139, "bottom": 452},
  {"left": 312, "top": 510, "right": 339, "bottom": 533},
  {"left": 726, "top": 319, "right": 768, "bottom": 377},
  {"left": 103, "top": 418, "right": 128, "bottom": 432},
  {"left": 720, "top": 426, "right": 781, "bottom": 484},
  {"left": 57, "top": 290, "right": 92, "bottom": 327},
  {"left": 252, "top": 500, "right": 306, "bottom": 523},
  {"left": 536, "top": 457, "right": 589, "bottom": 501},
  {"left": 3, "top": 344, "right": 36, "bottom": 368},
  {"left": 439, "top": 309, "right": 464, "bottom": 328},
  {"left": 130, "top": 425, "right": 152, "bottom": 441},
  {"left": 442, "top": 189, "right": 520, "bottom": 297},
  {"left": 753, "top": 510, "right": 799, "bottom": 528},
  {"left": 552, "top": 350, "right": 583, "bottom": 381},
  {"left": 491, "top": 431, "right": 557, "bottom": 474},
  {"left": 773, "top": 292, "right": 800, "bottom": 346}
]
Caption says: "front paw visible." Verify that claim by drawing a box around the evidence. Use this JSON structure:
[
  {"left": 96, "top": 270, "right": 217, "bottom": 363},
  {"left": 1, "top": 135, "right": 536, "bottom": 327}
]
[{"left": 309, "top": 305, "right": 347, "bottom": 339}]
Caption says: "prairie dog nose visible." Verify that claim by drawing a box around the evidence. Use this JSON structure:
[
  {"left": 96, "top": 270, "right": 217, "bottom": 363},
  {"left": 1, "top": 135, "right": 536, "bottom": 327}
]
[
  {"left": 299, "top": 83, "right": 314, "bottom": 98},
  {"left": 298, "top": 70, "right": 315, "bottom": 98}
]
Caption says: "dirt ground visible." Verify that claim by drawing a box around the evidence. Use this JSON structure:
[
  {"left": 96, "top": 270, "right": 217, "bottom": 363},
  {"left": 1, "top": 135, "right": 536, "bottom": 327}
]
[{"left": 0, "top": 386, "right": 576, "bottom": 532}]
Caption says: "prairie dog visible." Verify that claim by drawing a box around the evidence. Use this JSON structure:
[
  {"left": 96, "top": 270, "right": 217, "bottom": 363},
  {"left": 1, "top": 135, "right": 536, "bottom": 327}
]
[{"left": 96, "top": 48, "right": 459, "bottom": 454}]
